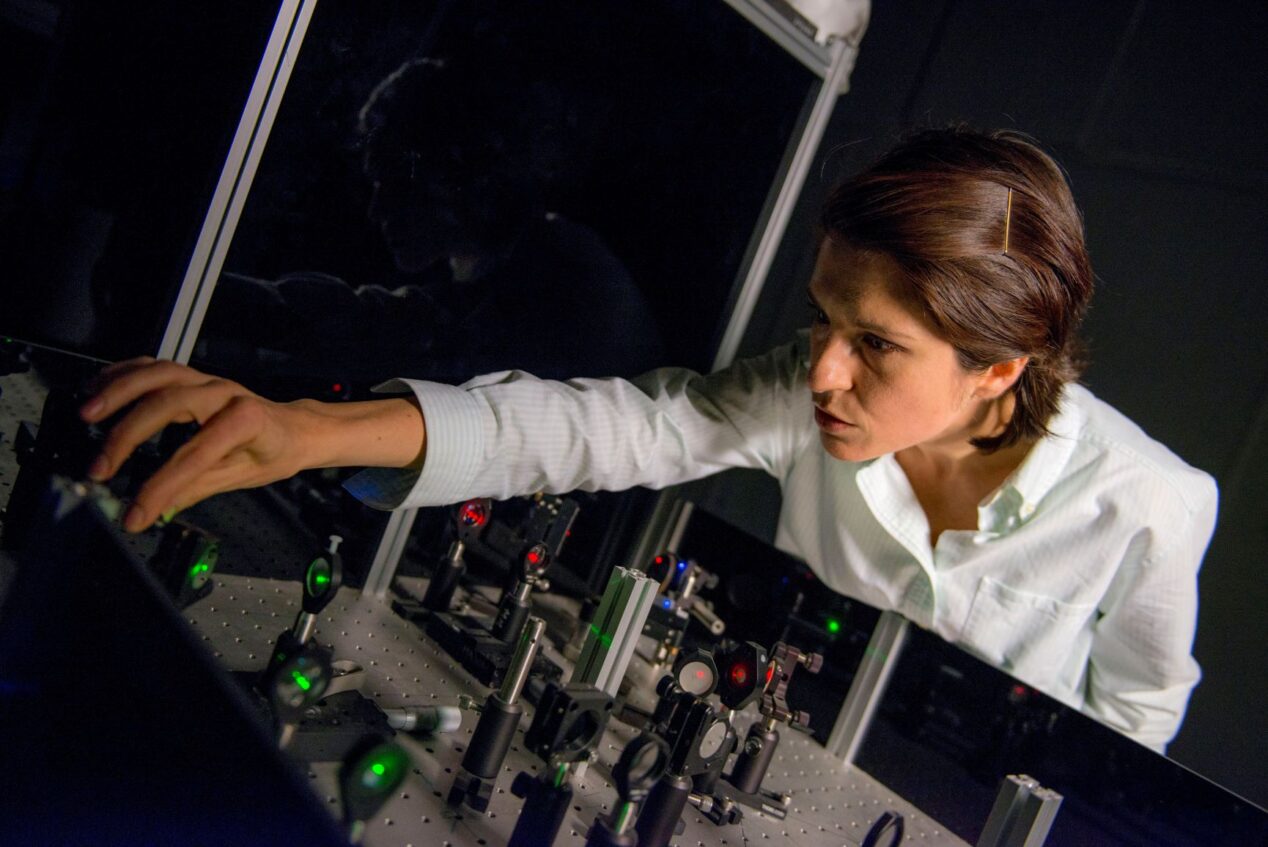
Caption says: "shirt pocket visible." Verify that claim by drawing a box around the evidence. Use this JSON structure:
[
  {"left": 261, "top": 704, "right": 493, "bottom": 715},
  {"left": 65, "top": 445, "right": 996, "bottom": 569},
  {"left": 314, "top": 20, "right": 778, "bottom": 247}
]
[{"left": 961, "top": 577, "right": 1097, "bottom": 693}]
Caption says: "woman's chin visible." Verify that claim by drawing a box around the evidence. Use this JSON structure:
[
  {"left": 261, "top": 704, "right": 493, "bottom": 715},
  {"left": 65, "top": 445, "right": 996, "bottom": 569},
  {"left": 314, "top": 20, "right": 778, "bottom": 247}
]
[{"left": 818, "top": 431, "right": 877, "bottom": 463}]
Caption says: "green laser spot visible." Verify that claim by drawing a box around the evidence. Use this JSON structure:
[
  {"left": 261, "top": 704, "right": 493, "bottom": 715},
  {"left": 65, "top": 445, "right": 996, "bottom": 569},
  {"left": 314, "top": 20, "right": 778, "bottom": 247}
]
[
  {"left": 306, "top": 558, "right": 333, "bottom": 597},
  {"left": 291, "top": 670, "right": 311, "bottom": 692},
  {"left": 589, "top": 624, "right": 613, "bottom": 649}
]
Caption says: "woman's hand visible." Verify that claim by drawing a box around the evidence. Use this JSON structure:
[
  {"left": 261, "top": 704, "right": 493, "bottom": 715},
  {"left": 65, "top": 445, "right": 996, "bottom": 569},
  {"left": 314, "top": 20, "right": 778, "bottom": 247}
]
[
  {"left": 78, "top": 358, "right": 320, "bottom": 532},
  {"left": 79, "top": 358, "right": 426, "bottom": 532}
]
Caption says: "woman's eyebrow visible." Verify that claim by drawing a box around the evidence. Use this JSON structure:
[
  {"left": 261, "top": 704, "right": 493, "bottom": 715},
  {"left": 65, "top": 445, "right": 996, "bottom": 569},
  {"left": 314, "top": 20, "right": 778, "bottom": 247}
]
[
  {"left": 855, "top": 318, "right": 914, "bottom": 342},
  {"left": 807, "top": 286, "right": 916, "bottom": 342}
]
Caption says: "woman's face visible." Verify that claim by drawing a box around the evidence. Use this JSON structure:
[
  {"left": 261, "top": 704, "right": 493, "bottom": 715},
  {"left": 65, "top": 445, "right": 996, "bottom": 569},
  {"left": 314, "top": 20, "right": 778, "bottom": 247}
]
[{"left": 806, "top": 238, "right": 996, "bottom": 463}]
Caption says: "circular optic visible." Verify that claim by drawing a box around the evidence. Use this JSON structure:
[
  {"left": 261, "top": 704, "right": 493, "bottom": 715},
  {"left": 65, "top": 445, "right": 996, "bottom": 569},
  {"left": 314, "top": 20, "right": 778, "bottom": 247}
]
[
  {"left": 187, "top": 545, "right": 217, "bottom": 590},
  {"left": 459, "top": 501, "right": 488, "bottom": 527},
  {"left": 628, "top": 742, "right": 662, "bottom": 782},
  {"left": 559, "top": 710, "right": 602, "bottom": 759},
  {"left": 698, "top": 720, "right": 729, "bottom": 759},
  {"left": 274, "top": 656, "right": 329, "bottom": 708},
  {"left": 614, "top": 734, "right": 669, "bottom": 796},
  {"left": 306, "top": 557, "right": 333, "bottom": 597},
  {"left": 678, "top": 661, "right": 714, "bottom": 696},
  {"left": 355, "top": 744, "right": 410, "bottom": 794},
  {"left": 187, "top": 563, "right": 211, "bottom": 589},
  {"left": 729, "top": 663, "right": 749, "bottom": 687},
  {"left": 524, "top": 543, "right": 550, "bottom": 575}
]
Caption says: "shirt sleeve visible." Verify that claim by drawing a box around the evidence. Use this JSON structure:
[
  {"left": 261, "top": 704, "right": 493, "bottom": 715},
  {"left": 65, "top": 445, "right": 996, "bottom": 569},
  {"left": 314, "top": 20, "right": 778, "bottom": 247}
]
[
  {"left": 1083, "top": 473, "right": 1218, "bottom": 752},
  {"left": 344, "top": 335, "right": 813, "bottom": 510}
]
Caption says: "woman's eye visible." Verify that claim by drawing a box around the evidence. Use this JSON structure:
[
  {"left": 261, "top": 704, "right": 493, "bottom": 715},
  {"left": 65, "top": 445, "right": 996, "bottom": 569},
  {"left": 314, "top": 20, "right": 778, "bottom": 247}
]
[
  {"left": 806, "top": 298, "right": 829, "bottom": 325},
  {"left": 862, "top": 333, "right": 897, "bottom": 354}
]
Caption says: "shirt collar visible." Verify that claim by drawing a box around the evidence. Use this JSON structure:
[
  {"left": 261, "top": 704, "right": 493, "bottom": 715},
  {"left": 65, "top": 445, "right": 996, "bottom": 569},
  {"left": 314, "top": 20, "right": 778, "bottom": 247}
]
[{"left": 981, "top": 384, "right": 1085, "bottom": 526}]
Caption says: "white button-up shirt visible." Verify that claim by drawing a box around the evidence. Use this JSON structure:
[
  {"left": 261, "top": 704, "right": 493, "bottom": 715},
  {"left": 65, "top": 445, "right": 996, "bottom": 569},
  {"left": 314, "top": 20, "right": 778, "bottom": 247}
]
[{"left": 348, "top": 334, "right": 1217, "bottom": 751}]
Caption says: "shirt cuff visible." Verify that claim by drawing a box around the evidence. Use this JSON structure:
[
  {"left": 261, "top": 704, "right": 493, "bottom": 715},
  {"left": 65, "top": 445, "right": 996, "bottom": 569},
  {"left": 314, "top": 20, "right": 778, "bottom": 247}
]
[{"left": 342, "top": 377, "right": 486, "bottom": 510}]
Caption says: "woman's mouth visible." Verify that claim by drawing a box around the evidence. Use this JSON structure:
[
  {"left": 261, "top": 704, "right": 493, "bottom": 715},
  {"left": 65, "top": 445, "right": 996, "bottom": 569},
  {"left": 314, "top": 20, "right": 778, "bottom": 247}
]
[{"left": 814, "top": 406, "right": 855, "bottom": 433}]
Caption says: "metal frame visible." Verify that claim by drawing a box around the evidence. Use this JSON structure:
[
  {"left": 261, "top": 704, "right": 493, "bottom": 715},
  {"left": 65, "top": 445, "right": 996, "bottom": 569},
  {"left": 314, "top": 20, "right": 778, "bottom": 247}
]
[
  {"left": 362, "top": 507, "right": 418, "bottom": 599},
  {"left": 720, "top": 0, "right": 837, "bottom": 76},
  {"left": 570, "top": 566, "right": 658, "bottom": 697},
  {"left": 826, "top": 609, "right": 909, "bottom": 763},
  {"left": 157, "top": 0, "right": 320, "bottom": 363},
  {"left": 977, "top": 774, "right": 1063, "bottom": 847}
]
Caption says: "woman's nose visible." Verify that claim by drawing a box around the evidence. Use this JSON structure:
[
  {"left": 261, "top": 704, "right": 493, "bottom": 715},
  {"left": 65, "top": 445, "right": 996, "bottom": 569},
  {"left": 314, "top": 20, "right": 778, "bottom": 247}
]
[{"left": 807, "top": 336, "right": 855, "bottom": 394}]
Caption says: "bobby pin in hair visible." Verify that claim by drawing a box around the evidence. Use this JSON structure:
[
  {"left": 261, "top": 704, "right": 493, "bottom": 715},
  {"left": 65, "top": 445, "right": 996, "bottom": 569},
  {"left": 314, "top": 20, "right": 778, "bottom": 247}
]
[{"left": 1003, "top": 187, "right": 1014, "bottom": 254}]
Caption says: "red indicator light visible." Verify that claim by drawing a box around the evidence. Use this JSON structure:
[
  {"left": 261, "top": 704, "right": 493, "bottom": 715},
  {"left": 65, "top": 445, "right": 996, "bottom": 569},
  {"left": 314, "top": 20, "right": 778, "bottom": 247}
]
[
  {"left": 527, "top": 550, "right": 541, "bottom": 564},
  {"left": 459, "top": 502, "right": 488, "bottom": 527},
  {"left": 1011, "top": 684, "right": 1028, "bottom": 697},
  {"left": 730, "top": 664, "right": 748, "bottom": 687},
  {"left": 332, "top": 383, "right": 343, "bottom": 393},
  {"left": 654, "top": 556, "right": 664, "bottom": 565}
]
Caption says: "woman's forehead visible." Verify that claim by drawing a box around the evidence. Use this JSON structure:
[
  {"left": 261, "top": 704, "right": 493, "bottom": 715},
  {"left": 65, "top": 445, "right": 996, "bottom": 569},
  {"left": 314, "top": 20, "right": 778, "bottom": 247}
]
[
  {"left": 813, "top": 239, "right": 893, "bottom": 292},
  {"left": 810, "top": 240, "right": 934, "bottom": 338}
]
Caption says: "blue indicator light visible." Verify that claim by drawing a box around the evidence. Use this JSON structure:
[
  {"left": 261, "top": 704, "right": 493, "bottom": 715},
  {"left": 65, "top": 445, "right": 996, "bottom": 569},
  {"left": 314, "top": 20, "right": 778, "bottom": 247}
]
[
  {"left": 677, "top": 560, "right": 687, "bottom": 571},
  {"left": 662, "top": 599, "right": 672, "bottom": 609}
]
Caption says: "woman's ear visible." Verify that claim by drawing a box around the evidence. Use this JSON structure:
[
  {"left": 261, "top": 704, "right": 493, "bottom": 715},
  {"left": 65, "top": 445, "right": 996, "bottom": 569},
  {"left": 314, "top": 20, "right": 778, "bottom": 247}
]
[{"left": 974, "top": 356, "right": 1030, "bottom": 400}]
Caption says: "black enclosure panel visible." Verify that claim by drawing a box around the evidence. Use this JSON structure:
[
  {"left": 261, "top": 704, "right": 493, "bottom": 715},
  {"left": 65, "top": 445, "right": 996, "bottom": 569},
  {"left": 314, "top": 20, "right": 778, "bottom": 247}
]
[
  {"left": 0, "top": 0, "right": 284, "bottom": 361},
  {"left": 193, "top": 0, "right": 817, "bottom": 394}
]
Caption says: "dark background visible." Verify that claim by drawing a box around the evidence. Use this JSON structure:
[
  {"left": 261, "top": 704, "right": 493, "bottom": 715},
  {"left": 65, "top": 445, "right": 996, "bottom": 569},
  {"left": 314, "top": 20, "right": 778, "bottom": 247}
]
[
  {"left": 687, "top": 0, "right": 1268, "bottom": 806},
  {"left": 0, "top": 0, "right": 282, "bottom": 359}
]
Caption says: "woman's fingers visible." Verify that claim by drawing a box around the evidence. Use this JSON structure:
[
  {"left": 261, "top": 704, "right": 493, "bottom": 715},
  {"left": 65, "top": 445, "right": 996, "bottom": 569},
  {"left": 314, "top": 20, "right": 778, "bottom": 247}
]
[
  {"left": 89, "top": 379, "right": 244, "bottom": 482},
  {"left": 78, "top": 359, "right": 325, "bottom": 533},
  {"left": 136, "top": 449, "right": 281, "bottom": 533},
  {"left": 79, "top": 358, "right": 208, "bottom": 424},
  {"left": 123, "top": 396, "right": 288, "bottom": 532},
  {"left": 83, "top": 356, "right": 157, "bottom": 395}
]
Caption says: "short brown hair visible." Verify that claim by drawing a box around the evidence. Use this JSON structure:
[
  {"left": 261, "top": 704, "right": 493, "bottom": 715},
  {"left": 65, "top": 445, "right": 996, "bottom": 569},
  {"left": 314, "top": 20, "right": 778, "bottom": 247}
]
[{"left": 820, "top": 126, "right": 1094, "bottom": 451}]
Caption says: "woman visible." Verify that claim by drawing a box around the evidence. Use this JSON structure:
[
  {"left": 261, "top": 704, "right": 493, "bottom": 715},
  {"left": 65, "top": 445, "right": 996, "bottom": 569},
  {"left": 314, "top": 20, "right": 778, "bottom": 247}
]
[{"left": 79, "top": 127, "right": 1216, "bottom": 751}]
